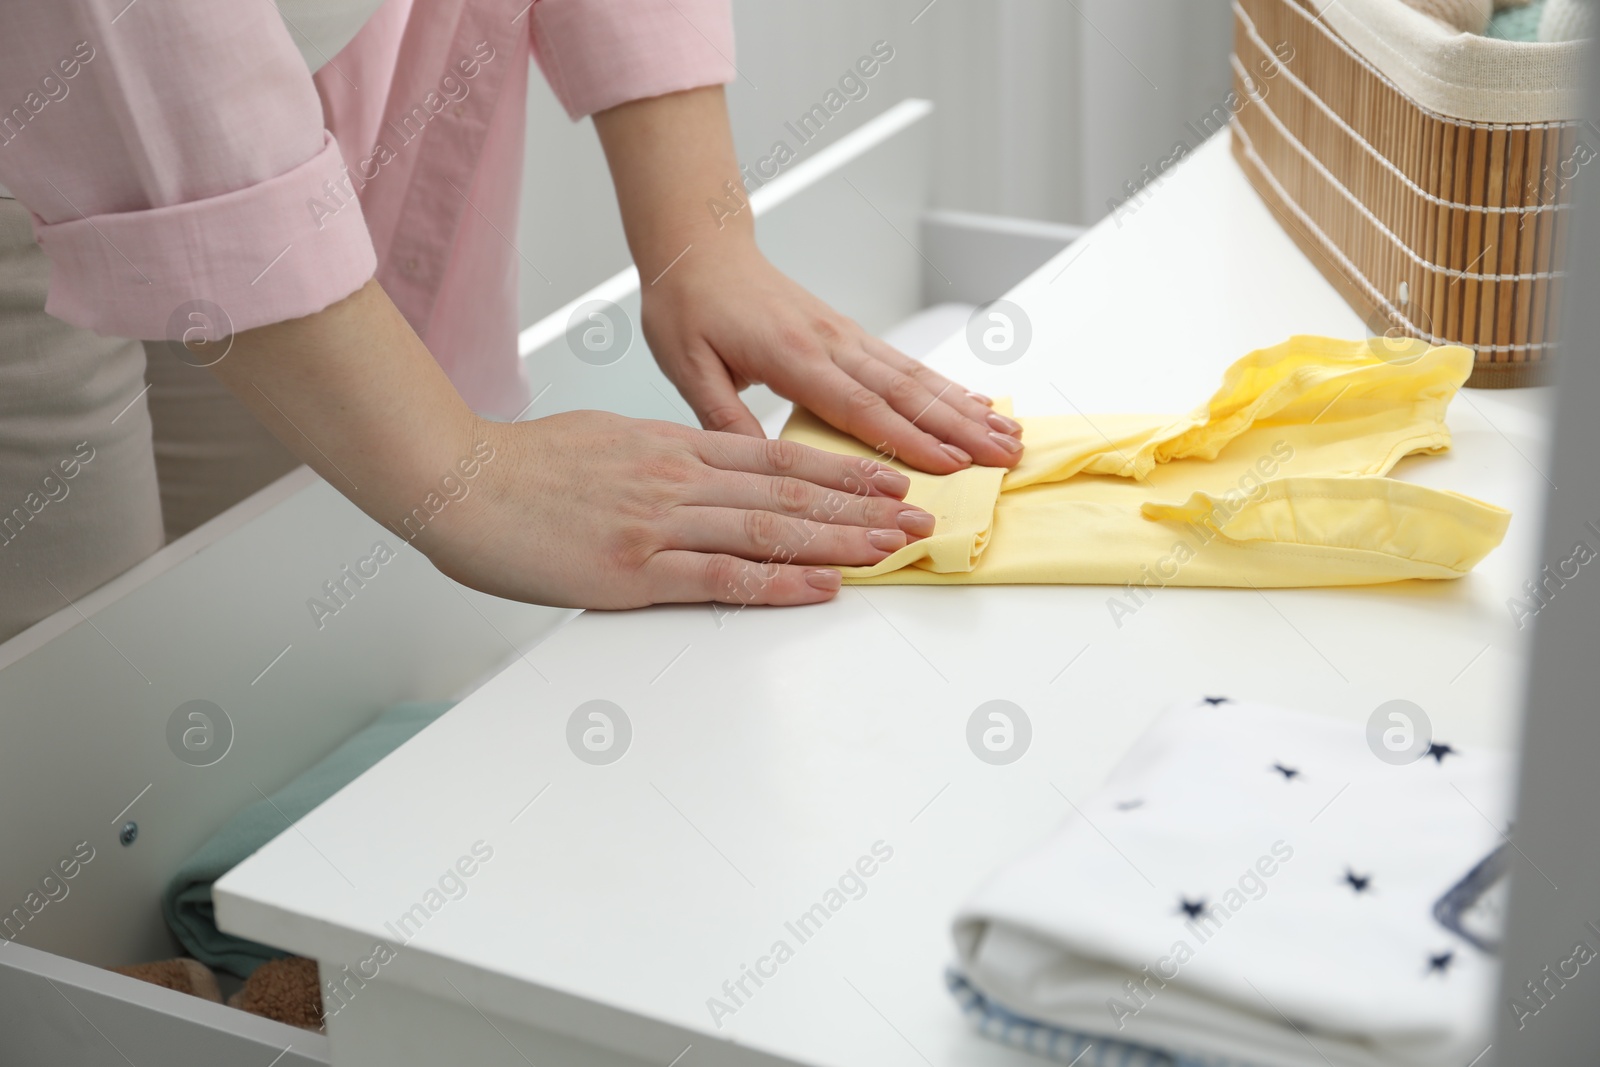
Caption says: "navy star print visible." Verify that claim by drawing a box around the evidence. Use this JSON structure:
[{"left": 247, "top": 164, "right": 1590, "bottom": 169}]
[
  {"left": 1344, "top": 869, "right": 1371, "bottom": 893},
  {"left": 1427, "top": 950, "right": 1454, "bottom": 975},
  {"left": 1271, "top": 762, "right": 1301, "bottom": 781},
  {"left": 1424, "top": 742, "right": 1457, "bottom": 764},
  {"left": 1202, "top": 696, "right": 1231, "bottom": 706},
  {"left": 1177, "top": 897, "right": 1207, "bottom": 920}
]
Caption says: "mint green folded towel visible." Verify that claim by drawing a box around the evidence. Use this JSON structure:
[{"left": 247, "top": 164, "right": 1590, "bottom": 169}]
[
  {"left": 1486, "top": 0, "right": 1547, "bottom": 39},
  {"left": 161, "top": 701, "right": 453, "bottom": 978}
]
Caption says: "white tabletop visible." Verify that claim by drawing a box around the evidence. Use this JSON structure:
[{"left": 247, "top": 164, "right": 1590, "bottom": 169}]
[{"left": 216, "top": 134, "right": 1547, "bottom": 1067}]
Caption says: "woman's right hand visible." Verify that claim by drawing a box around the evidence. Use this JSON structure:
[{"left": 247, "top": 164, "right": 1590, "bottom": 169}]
[{"left": 420, "top": 410, "right": 934, "bottom": 609}]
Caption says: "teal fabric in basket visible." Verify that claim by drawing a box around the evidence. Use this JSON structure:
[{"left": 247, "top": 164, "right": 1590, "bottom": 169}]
[
  {"left": 161, "top": 701, "right": 453, "bottom": 978},
  {"left": 1486, "top": 0, "right": 1547, "bottom": 40}
]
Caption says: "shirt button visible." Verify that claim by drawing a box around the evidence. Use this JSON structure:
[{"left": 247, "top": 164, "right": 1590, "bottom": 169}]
[{"left": 404, "top": 257, "right": 419, "bottom": 273}]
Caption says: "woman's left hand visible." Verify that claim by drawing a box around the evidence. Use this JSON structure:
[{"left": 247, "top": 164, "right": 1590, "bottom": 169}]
[{"left": 641, "top": 246, "right": 1024, "bottom": 475}]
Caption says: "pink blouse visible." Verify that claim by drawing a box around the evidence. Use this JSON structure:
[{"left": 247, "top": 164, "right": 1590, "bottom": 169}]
[{"left": 0, "top": 0, "right": 735, "bottom": 418}]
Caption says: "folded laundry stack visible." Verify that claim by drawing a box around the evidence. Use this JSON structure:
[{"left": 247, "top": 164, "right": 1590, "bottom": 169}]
[
  {"left": 103, "top": 702, "right": 455, "bottom": 1033},
  {"left": 163, "top": 701, "right": 453, "bottom": 978},
  {"left": 948, "top": 698, "right": 1513, "bottom": 1067},
  {"left": 783, "top": 337, "right": 1510, "bottom": 588}
]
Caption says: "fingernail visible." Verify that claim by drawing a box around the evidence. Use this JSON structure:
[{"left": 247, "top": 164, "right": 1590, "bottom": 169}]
[
  {"left": 867, "top": 528, "right": 908, "bottom": 551},
  {"left": 988, "top": 431, "right": 1024, "bottom": 454},
  {"left": 869, "top": 467, "right": 910, "bottom": 496},
  {"left": 805, "top": 568, "right": 841, "bottom": 591},
  {"left": 896, "top": 509, "right": 936, "bottom": 537},
  {"left": 941, "top": 443, "right": 972, "bottom": 466},
  {"left": 986, "top": 411, "right": 1023, "bottom": 436},
  {"left": 967, "top": 390, "right": 994, "bottom": 406}
]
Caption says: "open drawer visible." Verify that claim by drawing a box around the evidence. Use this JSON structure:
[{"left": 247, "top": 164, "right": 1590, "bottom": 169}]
[{"left": 0, "top": 98, "right": 1079, "bottom": 1063}]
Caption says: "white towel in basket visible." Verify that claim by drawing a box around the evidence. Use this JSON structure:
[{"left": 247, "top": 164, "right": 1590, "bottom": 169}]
[
  {"left": 1540, "top": 0, "right": 1596, "bottom": 38},
  {"left": 951, "top": 697, "right": 1513, "bottom": 1067}
]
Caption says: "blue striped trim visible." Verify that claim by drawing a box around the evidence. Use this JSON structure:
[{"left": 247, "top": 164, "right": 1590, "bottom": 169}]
[{"left": 945, "top": 969, "right": 1257, "bottom": 1067}]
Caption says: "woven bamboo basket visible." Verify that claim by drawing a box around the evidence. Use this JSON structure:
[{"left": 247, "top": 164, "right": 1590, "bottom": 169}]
[{"left": 1229, "top": 0, "right": 1591, "bottom": 387}]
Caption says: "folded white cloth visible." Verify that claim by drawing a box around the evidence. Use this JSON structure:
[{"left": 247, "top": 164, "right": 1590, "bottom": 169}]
[
  {"left": 1395, "top": 0, "right": 1493, "bottom": 34},
  {"left": 952, "top": 698, "right": 1512, "bottom": 1067},
  {"left": 1540, "top": 0, "right": 1596, "bottom": 38}
]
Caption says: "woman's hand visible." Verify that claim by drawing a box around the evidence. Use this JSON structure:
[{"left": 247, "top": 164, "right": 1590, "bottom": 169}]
[
  {"left": 210, "top": 279, "right": 933, "bottom": 611},
  {"left": 425, "top": 410, "right": 933, "bottom": 609},
  {"left": 592, "top": 85, "right": 1022, "bottom": 475},
  {"left": 641, "top": 246, "right": 1024, "bottom": 475}
]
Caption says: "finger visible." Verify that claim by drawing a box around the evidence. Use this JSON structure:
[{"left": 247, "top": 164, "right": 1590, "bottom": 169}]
[
  {"left": 644, "top": 550, "right": 843, "bottom": 606},
  {"left": 667, "top": 506, "right": 908, "bottom": 567},
  {"left": 696, "top": 468, "right": 936, "bottom": 539},
  {"left": 783, "top": 362, "right": 973, "bottom": 475},
  {"left": 689, "top": 430, "right": 913, "bottom": 500},
  {"left": 836, "top": 348, "right": 1023, "bottom": 469},
  {"left": 863, "top": 336, "right": 1021, "bottom": 438},
  {"left": 665, "top": 344, "right": 766, "bottom": 437}
]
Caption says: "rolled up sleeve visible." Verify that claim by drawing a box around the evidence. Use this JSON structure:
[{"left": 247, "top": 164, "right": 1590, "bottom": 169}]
[
  {"left": 529, "top": 0, "right": 737, "bottom": 120},
  {"left": 0, "top": 1, "right": 376, "bottom": 340}
]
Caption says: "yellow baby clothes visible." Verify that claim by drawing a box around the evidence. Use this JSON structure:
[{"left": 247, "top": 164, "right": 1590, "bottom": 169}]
[{"left": 781, "top": 336, "right": 1510, "bottom": 588}]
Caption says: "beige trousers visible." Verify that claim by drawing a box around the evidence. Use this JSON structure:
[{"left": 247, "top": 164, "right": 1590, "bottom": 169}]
[{"left": 0, "top": 198, "right": 299, "bottom": 643}]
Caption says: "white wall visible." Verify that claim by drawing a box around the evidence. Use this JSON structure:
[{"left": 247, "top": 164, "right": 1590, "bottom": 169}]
[
  {"left": 1078, "top": 0, "right": 1236, "bottom": 222},
  {"left": 516, "top": 0, "right": 1232, "bottom": 326}
]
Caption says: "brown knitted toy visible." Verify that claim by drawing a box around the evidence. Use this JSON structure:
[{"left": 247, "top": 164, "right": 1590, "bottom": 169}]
[
  {"left": 109, "top": 958, "right": 223, "bottom": 1003},
  {"left": 227, "top": 956, "right": 325, "bottom": 1032}
]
